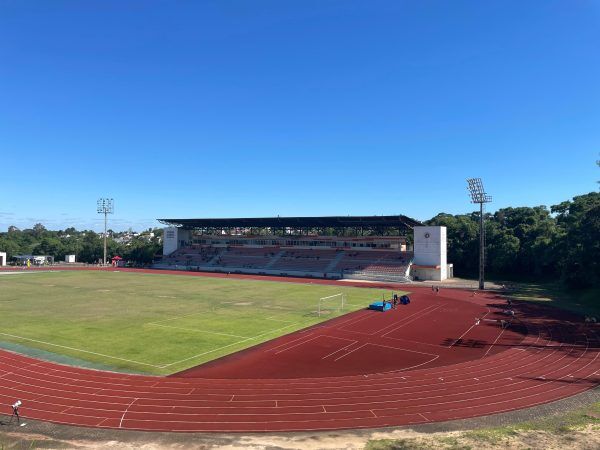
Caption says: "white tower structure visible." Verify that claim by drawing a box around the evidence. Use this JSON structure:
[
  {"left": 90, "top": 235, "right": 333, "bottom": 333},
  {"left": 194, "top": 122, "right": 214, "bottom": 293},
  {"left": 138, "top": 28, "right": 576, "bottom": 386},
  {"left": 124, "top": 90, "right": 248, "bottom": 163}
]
[
  {"left": 411, "top": 226, "right": 450, "bottom": 281},
  {"left": 163, "top": 227, "right": 192, "bottom": 256}
]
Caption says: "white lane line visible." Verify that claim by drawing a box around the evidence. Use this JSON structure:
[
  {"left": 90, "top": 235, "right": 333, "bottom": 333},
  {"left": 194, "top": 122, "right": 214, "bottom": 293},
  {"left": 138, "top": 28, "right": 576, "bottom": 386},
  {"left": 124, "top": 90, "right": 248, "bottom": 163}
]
[
  {"left": 159, "top": 322, "right": 298, "bottom": 368},
  {"left": 0, "top": 332, "right": 160, "bottom": 368},
  {"left": 274, "top": 335, "right": 322, "bottom": 355},
  {"left": 147, "top": 323, "right": 250, "bottom": 339},
  {"left": 274, "top": 334, "right": 354, "bottom": 356},
  {"left": 321, "top": 340, "right": 359, "bottom": 360},
  {"left": 334, "top": 343, "right": 368, "bottom": 361},
  {"left": 381, "top": 305, "right": 444, "bottom": 338},
  {"left": 0, "top": 341, "right": 594, "bottom": 416},
  {"left": 481, "top": 322, "right": 508, "bottom": 358},
  {"left": 266, "top": 332, "right": 315, "bottom": 352},
  {"left": 372, "top": 304, "right": 441, "bottom": 335},
  {"left": 448, "top": 309, "right": 491, "bottom": 348},
  {"left": 119, "top": 397, "right": 138, "bottom": 428},
  {"left": 364, "top": 342, "right": 439, "bottom": 357}
]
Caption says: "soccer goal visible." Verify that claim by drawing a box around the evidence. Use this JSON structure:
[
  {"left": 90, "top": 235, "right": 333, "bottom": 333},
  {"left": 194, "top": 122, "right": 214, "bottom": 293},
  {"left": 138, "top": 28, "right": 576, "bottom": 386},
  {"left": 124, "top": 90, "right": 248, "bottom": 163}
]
[{"left": 317, "top": 293, "right": 346, "bottom": 317}]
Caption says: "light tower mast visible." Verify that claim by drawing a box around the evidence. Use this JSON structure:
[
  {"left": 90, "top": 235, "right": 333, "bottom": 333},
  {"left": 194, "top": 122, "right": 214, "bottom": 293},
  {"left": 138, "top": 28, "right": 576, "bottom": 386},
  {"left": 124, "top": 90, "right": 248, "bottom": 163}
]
[
  {"left": 466, "top": 179, "right": 492, "bottom": 290},
  {"left": 96, "top": 198, "right": 114, "bottom": 266}
]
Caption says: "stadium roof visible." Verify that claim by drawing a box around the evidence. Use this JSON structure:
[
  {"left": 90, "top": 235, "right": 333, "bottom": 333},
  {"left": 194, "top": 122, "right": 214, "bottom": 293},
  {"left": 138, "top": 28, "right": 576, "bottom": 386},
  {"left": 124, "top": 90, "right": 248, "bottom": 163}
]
[{"left": 158, "top": 215, "right": 422, "bottom": 230}]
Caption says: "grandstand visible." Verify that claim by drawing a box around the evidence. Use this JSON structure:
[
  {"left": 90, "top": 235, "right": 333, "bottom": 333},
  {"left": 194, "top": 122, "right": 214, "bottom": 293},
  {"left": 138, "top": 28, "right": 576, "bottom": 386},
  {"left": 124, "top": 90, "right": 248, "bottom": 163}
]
[{"left": 156, "top": 215, "right": 452, "bottom": 282}]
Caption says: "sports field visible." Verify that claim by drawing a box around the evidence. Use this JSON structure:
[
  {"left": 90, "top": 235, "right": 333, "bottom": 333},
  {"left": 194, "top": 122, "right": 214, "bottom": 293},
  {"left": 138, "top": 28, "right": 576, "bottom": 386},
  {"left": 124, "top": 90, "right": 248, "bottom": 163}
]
[{"left": 0, "top": 270, "right": 398, "bottom": 375}]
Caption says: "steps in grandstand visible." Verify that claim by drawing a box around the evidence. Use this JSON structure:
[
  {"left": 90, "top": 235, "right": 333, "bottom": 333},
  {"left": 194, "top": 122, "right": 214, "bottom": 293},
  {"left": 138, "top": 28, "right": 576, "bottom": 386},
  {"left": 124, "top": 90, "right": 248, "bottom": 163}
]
[
  {"left": 207, "top": 249, "right": 225, "bottom": 266},
  {"left": 325, "top": 250, "right": 346, "bottom": 272},
  {"left": 264, "top": 250, "right": 285, "bottom": 268}
]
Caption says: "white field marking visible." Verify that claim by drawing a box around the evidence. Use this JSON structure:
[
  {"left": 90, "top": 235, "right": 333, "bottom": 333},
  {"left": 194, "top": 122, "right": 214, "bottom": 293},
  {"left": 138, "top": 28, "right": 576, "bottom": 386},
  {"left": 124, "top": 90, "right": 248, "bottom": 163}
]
[
  {"left": 0, "top": 317, "right": 542, "bottom": 388},
  {"left": 380, "top": 304, "right": 445, "bottom": 338},
  {"left": 273, "top": 335, "right": 321, "bottom": 355},
  {"left": 265, "top": 332, "right": 315, "bottom": 352},
  {"left": 481, "top": 322, "right": 509, "bottom": 358},
  {"left": 8, "top": 374, "right": 598, "bottom": 432},
  {"left": 370, "top": 304, "right": 441, "bottom": 336},
  {"left": 418, "top": 413, "right": 429, "bottom": 421},
  {"left": 334, "top": 343, "right": 367, "bottom": 361},
  {"left": 264, "top": 316, "right": 295, "bottom": 323},
  {"left": 0, "top": 338, "right": 536, "bottom": 395},
  {"left": 146, "top": 323, "right": 250, "bottom": 339},
  {"left": 340, "top": 343, "right": 440, "bottom": 371},
  {"left": 0, "top": 270, "right": 63, "bottom": 275},
  {"left": 49, "top": 346, "right": 599, "bottom": 416},
  {"left": 321, "top": 340, "right": 359, "bottom": 360},
  {"left": 362, "top": 342, "right": 439, "bottom": 357},
  {"left": 148, "top": 310, "right": 209, "bottom": 326},
  {"left": 0, "top": 321, "right": 582, "bottom": 396},
  {"left": 448, "top": 309, "right": 491, "bottom": 348},
  {"left": 1, "top": 356, "right": 589, "bottom": 417},
  {"left": 274, "top": 334, "right": 354, "bottom": 355},
  {"left": 3, "top": 343, "right": 593, "bottom": 412},
  {"left": 0, "top": 331, "right": 161, "bottom": 368},
  {"left": 119, "top": 397, "right": 138, "bottom": 428},
  {"left": 158, "top": 322, "right": 298, "bottom": 368},
  {"left": 327, "top": 310, "right": 374, "bottom": 329},
  {"left": 157, "top": 295, "right": 177, "bottom": 299}
]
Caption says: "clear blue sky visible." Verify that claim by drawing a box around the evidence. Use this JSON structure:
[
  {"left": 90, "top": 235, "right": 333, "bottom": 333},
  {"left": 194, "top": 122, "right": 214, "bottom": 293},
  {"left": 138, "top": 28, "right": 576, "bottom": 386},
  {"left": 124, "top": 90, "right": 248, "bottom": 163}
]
[{"left": 1, "top": 1, "right": 599, "bottom": 232}]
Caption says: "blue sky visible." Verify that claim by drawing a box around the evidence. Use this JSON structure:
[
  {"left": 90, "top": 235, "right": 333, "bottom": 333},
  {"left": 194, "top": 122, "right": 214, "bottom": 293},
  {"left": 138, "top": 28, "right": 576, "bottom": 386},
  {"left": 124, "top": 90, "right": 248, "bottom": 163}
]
[{"left": 1, "top": 1, "right": 599, "bottom": 232}]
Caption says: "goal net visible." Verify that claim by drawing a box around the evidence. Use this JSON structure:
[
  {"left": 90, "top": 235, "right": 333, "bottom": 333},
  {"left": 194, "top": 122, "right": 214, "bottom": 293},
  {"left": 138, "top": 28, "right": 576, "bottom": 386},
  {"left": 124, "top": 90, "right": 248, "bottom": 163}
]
[{"left": 317, "top": 293, "right": 346, "bottom": 317}]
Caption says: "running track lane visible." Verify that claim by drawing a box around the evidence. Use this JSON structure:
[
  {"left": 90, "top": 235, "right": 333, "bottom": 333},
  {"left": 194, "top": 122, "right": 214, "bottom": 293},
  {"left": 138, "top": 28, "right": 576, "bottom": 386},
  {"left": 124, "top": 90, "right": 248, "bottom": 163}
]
[{"left": 0, "top": 269, "right": 598, "bottom": 432}]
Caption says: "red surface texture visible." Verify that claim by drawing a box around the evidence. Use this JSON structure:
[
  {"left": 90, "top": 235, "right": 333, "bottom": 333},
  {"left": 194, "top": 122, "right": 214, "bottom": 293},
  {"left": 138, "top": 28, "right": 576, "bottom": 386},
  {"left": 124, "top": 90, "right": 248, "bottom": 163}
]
[{"left": 0, "top": 268, "right": 598, "bottom": 432}]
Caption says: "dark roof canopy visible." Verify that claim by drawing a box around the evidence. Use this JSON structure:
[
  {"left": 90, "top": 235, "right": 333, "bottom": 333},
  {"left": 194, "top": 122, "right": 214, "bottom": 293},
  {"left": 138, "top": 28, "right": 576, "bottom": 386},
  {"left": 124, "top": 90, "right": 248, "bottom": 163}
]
[{"left": 158, "top": 215, "right": 421, "bottom": 230}]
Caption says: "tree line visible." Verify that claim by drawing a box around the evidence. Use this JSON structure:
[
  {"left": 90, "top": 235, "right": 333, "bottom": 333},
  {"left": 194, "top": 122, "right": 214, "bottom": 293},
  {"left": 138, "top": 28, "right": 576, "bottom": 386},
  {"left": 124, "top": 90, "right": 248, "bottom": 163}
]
[
  {"left": 0, "top": 226, "right": 163, "bottom": 266},
  {"left": 427, "top": 191, "right": 599, "bottom": 288},
  {"left": 0, "top": 191, "right": 598, "bottom": 287}
]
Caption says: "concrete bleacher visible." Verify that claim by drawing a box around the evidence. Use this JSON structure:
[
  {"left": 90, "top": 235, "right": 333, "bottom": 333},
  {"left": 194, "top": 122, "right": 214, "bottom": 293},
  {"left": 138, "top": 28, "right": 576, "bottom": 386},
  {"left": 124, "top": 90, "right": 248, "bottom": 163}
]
[
  {"left": 160, "top": 246, "right": 221, "bottom": 267},
  {"left": 269, "top": 249, "right": 339, "bottom": 273},
  {"left": 156, "top": 246, "right": 413, "bottom": 282},
  {"left": 215, "top": 247, "right": 279, "bottom": 269}
]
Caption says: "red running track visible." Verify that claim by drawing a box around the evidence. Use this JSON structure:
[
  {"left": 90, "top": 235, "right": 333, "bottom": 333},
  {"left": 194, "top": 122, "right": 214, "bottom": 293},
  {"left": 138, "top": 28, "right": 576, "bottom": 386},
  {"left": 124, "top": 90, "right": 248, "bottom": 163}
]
[{"left": 0, "top": 268, "right": 599, "bottom": 432}]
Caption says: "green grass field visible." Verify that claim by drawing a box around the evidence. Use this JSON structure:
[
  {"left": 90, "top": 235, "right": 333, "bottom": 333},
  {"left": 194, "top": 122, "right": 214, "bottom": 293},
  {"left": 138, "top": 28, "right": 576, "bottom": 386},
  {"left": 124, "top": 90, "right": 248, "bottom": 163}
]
[{"left": 0, "top": 270, "right": 397, "bottom": 375}]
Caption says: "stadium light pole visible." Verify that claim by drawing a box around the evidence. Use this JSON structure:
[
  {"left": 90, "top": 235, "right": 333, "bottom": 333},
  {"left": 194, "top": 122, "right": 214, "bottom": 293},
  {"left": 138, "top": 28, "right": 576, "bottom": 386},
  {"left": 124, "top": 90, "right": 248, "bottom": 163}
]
[
  {"left": 466, "top": 178, "right": 492, "bottom": 290},
  {"left": 97, "top": 198, "right": 114, "bottom": 266}
]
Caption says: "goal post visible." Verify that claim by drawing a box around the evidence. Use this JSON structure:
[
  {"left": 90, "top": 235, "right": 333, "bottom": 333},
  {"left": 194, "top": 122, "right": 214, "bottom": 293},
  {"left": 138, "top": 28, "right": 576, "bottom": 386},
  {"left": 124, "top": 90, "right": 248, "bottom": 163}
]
[{"left": 318, "top": 293, "right": 346, "bottom": 317}]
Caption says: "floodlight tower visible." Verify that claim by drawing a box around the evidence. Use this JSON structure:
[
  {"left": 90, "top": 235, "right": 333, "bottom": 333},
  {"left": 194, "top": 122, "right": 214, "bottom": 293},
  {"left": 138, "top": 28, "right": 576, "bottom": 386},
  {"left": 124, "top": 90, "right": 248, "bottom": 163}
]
[
  {"left": 466, "top": 178, "right": 492, "bottom": 290},
  {"left": 97, "top": 198, "right": 114, "bottom": 266}
]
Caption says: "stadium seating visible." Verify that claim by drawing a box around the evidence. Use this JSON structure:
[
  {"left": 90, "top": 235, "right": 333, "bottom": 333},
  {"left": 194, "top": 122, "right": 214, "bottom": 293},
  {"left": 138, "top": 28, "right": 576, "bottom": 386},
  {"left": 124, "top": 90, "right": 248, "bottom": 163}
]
[{"left": 157, "top": 246, "right": 413, "bottom": 281}]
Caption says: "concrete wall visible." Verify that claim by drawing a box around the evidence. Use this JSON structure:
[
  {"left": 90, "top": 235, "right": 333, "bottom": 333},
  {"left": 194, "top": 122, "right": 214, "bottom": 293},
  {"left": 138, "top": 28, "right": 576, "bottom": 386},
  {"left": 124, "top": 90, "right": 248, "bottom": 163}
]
[
  {"left": 413, "top": 226, "right": 448, "bottom": 280},
  {"left": 163, "top": 227, "right": 192, "bottom": 256}
]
